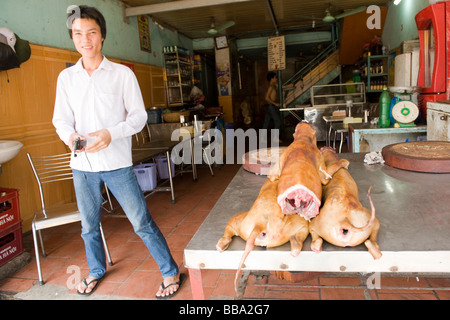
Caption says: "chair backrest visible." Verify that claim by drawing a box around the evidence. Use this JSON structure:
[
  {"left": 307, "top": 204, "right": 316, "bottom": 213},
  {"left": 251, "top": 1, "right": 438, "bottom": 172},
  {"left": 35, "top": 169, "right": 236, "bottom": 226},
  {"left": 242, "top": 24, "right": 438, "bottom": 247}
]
[
  {"left": 134, "top": 123, "right": 152, "bottom": 147},
  {"left": 27, "top": 152, "right": 73, "bottom": 217}
]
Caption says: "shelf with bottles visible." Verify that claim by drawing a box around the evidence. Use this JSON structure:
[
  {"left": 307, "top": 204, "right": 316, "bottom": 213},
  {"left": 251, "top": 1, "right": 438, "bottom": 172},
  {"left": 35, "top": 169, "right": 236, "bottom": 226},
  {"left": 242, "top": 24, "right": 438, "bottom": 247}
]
[
  {"left": 360, "top": 54, "right": 392, "bottom": 93},
  {"left": 163, "top": 46, "right": 194, "bottom": 107},
  {"left": 365, "top": 76, "right": 389, "bottom": 92}
]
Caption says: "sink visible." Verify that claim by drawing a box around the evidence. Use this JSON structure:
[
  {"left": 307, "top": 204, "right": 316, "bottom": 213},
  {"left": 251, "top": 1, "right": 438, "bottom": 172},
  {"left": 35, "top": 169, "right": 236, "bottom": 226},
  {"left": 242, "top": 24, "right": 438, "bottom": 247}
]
[{"left": 0, "top": 140, "right": 23, "bottom": 165}]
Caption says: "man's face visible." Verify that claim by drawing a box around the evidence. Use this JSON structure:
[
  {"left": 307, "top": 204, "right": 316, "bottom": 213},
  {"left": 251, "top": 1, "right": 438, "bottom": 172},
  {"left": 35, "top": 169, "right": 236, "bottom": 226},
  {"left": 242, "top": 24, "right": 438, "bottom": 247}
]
[
  {"left": 71, "top": 18, "right": 104, "bottom": 59},
  {"left": 271, "top": 76, "right": 278, "bottom": 84}
]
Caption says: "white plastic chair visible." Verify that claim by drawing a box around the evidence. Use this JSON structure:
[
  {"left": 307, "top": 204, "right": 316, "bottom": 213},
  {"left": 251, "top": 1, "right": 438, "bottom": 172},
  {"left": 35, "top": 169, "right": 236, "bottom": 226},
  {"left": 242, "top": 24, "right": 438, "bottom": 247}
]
[{"left": 27, "top": 152, "right": 113, "bottom": 285}]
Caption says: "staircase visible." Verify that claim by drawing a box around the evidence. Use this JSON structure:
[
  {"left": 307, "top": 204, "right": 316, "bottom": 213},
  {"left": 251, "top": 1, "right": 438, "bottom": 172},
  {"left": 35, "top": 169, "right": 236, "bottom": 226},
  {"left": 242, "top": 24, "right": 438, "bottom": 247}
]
[{"left": 283, "top": 42, "right": 341, "bottom": 107}]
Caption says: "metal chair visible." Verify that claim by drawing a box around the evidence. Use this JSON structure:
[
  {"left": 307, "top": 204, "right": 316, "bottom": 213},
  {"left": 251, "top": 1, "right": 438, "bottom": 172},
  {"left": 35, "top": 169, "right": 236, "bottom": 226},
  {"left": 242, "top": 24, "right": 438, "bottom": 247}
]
[
  {"left": 331, "top": 123, "right": 349, "bottom": 153},
  {"left": 194, "top": 117, "right": 218, "bottom": 176},
  {"left": 27, "top": 152, "right": 113, "bottom": 285}
]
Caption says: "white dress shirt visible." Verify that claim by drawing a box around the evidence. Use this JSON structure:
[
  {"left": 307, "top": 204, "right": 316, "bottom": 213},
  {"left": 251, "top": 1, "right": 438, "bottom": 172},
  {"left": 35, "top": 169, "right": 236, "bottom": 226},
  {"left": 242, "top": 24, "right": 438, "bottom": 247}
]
[{"left": 53, "top": 56, "right": 147, "bottom": 172}]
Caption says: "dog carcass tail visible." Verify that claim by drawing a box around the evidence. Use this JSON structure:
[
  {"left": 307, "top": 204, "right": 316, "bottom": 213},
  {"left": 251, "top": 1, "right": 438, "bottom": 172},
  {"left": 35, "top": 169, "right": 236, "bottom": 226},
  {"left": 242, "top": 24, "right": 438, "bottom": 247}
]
[
  {"left": 347, "top": 186, "right": 376, "bottom": 232},
  {"left": 234, "top": 226, "right": 262, "bottom": 297}
]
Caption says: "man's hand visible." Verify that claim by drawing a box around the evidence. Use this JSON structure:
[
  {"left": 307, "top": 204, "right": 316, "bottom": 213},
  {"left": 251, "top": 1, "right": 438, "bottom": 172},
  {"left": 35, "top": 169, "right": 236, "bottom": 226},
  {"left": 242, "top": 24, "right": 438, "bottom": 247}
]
[
  {"left": 86, "top": 129, "right": 111, "bottom": 153},
  {"left": 68, "top": 133, "right": 86, "bottom": 152}
]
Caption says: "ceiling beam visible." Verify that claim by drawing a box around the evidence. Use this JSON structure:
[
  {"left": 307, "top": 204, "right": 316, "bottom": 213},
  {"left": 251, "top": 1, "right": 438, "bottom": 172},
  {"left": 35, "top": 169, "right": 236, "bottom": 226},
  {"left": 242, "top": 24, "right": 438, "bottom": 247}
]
[
  {"left": 125, "top": 0, "right": 256, "bottom": 17},
  {"left": 236, "top": 32, "right": 332, "bottom": 50}
]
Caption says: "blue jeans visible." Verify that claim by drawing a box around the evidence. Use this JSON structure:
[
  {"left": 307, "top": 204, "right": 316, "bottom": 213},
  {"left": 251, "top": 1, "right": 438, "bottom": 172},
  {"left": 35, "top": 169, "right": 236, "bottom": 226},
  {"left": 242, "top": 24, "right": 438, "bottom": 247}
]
[
  {"left": 263, "top": 104, "right": 281, "bottom": 130},
  {"left": 72, "top": 167, "right": 179, "bottom": 279}
]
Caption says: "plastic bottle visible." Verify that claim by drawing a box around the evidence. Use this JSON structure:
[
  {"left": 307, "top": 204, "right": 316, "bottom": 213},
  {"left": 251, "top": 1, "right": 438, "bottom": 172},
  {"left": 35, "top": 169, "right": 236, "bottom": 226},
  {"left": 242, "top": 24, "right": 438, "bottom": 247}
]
[{"left": 378, "top": 86, "right": 391, "bottom": 128}]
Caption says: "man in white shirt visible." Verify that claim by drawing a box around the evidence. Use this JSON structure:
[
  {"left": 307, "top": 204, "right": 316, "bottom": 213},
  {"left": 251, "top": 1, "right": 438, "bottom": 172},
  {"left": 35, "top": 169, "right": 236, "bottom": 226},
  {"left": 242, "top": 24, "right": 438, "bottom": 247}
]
[{"left": 53, "top": 6, "right": 183, "bottom": 299}]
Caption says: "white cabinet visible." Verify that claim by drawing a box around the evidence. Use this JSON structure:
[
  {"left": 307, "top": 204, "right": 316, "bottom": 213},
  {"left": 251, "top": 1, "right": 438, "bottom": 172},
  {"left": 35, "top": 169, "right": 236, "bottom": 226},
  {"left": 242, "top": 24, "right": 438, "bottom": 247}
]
[{"left": 427, "top": 102, "right": 450, "bottom": 141}]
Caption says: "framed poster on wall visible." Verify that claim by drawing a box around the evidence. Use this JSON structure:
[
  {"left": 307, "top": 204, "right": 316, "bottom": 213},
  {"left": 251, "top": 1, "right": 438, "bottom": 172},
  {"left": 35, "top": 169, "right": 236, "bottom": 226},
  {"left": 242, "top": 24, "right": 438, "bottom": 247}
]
[{"left": 138, "top": 15, "right": 151, "bottom": 53}]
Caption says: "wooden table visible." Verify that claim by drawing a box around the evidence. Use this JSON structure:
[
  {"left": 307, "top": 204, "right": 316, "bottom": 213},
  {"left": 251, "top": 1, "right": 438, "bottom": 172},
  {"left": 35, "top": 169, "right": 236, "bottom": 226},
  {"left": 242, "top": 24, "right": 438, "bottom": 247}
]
[{"left": 184, "top": 153, "right": 450, "bottom": 299}]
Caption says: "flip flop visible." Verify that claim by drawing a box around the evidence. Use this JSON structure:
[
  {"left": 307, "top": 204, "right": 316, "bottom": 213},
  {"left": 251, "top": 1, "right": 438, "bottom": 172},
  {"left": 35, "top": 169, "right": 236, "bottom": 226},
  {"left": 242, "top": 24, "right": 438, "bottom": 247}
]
[
  {"left": 77, "top": 277, "right": 103, "bottom": 296},
  {"left": 155, "top": 273, "right": 186, "bottom": 300}
]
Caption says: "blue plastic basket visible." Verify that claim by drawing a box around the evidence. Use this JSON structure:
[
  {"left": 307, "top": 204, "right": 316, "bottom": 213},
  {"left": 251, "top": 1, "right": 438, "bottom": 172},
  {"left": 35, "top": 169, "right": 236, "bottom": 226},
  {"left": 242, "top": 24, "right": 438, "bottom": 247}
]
[{"left": 133, "top": 163, "right": 157, "bottom": 191}]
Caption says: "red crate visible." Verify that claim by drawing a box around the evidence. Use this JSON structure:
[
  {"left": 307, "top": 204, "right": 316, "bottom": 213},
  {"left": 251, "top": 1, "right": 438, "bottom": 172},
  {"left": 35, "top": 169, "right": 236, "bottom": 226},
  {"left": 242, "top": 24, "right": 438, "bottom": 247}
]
[
  {"left": 0, "top": 188, "right": 20, "bottom": 232},
  {"left": 0, "top": 221, "right": 23, "bottom": 267}
]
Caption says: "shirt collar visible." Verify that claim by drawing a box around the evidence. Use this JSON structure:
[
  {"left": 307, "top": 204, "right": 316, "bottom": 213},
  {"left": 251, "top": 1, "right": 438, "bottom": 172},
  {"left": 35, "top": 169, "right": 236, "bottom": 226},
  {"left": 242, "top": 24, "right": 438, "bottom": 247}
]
[{"left": 73, "top": 56, "right": 113, "bottom": 73}]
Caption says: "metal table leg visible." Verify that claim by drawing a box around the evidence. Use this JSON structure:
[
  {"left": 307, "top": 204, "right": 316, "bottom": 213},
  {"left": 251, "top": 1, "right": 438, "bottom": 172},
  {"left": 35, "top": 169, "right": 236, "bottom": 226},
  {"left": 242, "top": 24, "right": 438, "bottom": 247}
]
[
  {"left": 190, "top": 138, "right": 197, "bottom": 181},
  {"left": 166, "top": 150, "right": 175, "bottom": 203}
]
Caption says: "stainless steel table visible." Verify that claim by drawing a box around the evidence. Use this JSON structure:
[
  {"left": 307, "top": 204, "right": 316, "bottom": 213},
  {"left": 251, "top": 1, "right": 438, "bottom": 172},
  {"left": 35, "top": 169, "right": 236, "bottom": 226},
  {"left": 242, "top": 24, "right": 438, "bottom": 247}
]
[
  {"left": 322, "top": 115, "right": 345, "bottom": 147},
  {"left": 132, "top": 138, "right": 198, "bottom": 203},
  {"left": 184, "top": 153, "right": 450, "bottom": 299},
  {"left": 279, "top": 106, "right": 307, "bottom": 122},
  {"left": 348, "top": 123, "right": 427, "bottom": 152},
  {"left": 330, "top": 123, "right": 349, "bottom": 153}
]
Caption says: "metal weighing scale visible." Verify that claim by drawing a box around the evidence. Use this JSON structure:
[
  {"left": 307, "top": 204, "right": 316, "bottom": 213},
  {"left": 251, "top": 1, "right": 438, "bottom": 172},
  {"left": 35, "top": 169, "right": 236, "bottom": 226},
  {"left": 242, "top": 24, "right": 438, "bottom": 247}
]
[
  {"left": 388, "top": 86, "right": 421, "bottom": 127},
  {"left": 391, "top": 100, "right": 420, "bottom": 127}
]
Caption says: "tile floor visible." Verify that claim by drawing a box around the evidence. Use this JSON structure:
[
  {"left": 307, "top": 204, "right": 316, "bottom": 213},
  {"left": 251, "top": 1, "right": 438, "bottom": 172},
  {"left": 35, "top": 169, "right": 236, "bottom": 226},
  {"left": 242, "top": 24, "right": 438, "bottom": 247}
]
[{"left": 0, "top": 164, "right": 449, "bottom": 300}]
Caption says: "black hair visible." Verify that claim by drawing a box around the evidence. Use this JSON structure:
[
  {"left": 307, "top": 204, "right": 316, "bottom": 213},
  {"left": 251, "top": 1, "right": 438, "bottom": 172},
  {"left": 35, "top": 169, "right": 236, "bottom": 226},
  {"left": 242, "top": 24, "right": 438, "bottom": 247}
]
[
  {"left": 267, "top": 71, "right": 277, "bottom": 82},
  {"left": 67, "top": 6, "right": 107, "bottom": 43}
]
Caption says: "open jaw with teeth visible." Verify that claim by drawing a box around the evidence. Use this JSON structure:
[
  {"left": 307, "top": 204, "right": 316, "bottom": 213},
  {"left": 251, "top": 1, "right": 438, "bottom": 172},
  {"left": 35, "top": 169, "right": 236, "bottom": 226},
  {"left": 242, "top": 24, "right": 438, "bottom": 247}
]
[{"left": 277, "top": 184, "right": 321, "bottom": 221}]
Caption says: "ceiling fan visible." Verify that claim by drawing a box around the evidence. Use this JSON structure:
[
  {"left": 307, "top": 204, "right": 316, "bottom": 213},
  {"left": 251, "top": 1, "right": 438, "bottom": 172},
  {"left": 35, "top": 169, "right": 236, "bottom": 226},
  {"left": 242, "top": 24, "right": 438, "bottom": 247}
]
[
  {"left": 298, "top": 5, "right": 366, "bottom": 24},
  {"left": 207, "top": 18, "right": 235, "bottom": 35},
  {"left": 323, "top": 5, "right": 366, "bottom": 22}
]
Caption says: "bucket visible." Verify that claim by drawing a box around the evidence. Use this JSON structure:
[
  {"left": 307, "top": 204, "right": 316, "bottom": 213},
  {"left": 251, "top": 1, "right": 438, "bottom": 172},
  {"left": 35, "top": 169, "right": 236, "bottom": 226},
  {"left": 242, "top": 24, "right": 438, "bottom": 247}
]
[
  {"left": 155, "top": 155, "right": 175, "bottom": 179},
  {"left": 133, "top": 163, "right": 157, "bottom": 191},
  {"left": 147, "top": 107, "right": 162, "bottom": 124}
]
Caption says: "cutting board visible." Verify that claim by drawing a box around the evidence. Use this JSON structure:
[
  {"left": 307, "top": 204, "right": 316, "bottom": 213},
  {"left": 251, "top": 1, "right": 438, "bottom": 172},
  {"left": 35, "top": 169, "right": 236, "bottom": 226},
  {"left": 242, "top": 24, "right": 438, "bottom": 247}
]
[
  {"left": 242, "top": 147, "right": 287, "bottom": 175},
  {"left": 382, "top": 141, "right": 450, "bottom": 173}
]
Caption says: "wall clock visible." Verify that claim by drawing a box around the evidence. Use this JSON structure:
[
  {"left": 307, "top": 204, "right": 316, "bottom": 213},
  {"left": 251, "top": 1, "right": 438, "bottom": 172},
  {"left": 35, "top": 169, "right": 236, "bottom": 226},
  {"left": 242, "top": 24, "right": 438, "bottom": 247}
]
[{"left": 215, "top": 36, "right": 228, "bottom": 49}]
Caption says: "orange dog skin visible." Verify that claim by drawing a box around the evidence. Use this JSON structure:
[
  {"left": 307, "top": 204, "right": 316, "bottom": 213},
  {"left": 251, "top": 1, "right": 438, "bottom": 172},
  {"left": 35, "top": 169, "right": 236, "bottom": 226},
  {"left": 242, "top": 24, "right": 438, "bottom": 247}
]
[
  {"left": 216, "top": 179, "right": 309, "bottom": 293},
  {"left": 268, "top": 122, "right": 349, "bottom": 220},
  {"left": 309, "top": 147, "right": 382, "bottom": 259}
]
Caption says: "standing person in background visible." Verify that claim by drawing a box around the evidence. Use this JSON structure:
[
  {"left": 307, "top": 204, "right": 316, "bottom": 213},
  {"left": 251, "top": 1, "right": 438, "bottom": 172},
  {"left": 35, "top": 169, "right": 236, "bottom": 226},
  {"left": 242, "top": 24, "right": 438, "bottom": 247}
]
[
  {"left": 263, "top": 72, "right": 293, "bottom": 141},
  {"left": 52, "top": 5, "right": 185, "bottom": 299},
  {"left": 263, "top": 72, "right": 282, "bottom": 132}
]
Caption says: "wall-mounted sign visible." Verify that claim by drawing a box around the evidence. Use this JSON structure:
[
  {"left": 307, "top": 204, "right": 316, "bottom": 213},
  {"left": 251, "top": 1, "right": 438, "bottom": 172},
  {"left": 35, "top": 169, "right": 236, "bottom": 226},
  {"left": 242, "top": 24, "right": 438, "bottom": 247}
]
[
  {"left": 268, "top": 36, "right": 285, "bottom": 71},
  {"left": 216, "top": 63, "right": 231, "bottom": 96},
  {"left": 138, "top": 15, "right": 151, "bottom": 53}
]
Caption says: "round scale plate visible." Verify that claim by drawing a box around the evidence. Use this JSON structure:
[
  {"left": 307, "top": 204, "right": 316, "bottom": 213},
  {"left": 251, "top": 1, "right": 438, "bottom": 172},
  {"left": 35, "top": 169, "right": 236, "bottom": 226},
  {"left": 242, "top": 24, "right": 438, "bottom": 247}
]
[
  {"left": 391, "top": 101, "right": 419, "bottom": 124},
  {"left": 382, "top": 141, "right": 450, "bottom": 173}
]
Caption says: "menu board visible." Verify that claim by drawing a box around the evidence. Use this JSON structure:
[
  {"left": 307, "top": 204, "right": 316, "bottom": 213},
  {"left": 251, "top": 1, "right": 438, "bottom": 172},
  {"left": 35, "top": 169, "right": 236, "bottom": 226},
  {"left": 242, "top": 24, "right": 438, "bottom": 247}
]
[{"left": 268, "top": 36, "right": 285, "bottom": 71}]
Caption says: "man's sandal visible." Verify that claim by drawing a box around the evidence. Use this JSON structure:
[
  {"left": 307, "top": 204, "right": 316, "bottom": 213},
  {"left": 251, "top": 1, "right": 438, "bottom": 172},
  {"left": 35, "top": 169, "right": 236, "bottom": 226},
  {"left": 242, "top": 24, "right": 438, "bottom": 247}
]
[
  {"left": 77, "top": 277, "right": 103, "bottom": 296},
  {"left": 155, "top": 274, "right": 186, "bottom": 300}
]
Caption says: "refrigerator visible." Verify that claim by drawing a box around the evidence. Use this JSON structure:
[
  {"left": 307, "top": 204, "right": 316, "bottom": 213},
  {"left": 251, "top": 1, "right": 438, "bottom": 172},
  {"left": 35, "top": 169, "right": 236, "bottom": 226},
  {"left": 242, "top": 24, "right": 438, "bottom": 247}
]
[{"left": 415, "top": 1, "right": 450, "bottom": 119}]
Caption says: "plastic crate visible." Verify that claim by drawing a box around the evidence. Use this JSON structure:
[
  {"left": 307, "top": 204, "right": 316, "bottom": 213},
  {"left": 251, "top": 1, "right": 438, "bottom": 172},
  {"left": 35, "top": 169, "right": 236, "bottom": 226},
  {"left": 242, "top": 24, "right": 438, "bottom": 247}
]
[
  {"left": 0, "top": 188, "right": 20, "bottom": 232},
  {"left": 155, "top": 155, "right": 175, "bottom": 180},
  {"left": 133, "top": 163, "right": 157, "bottom": 192},
  {"left": 0, "top": 221, "right": 23, "bottom": 267}
]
